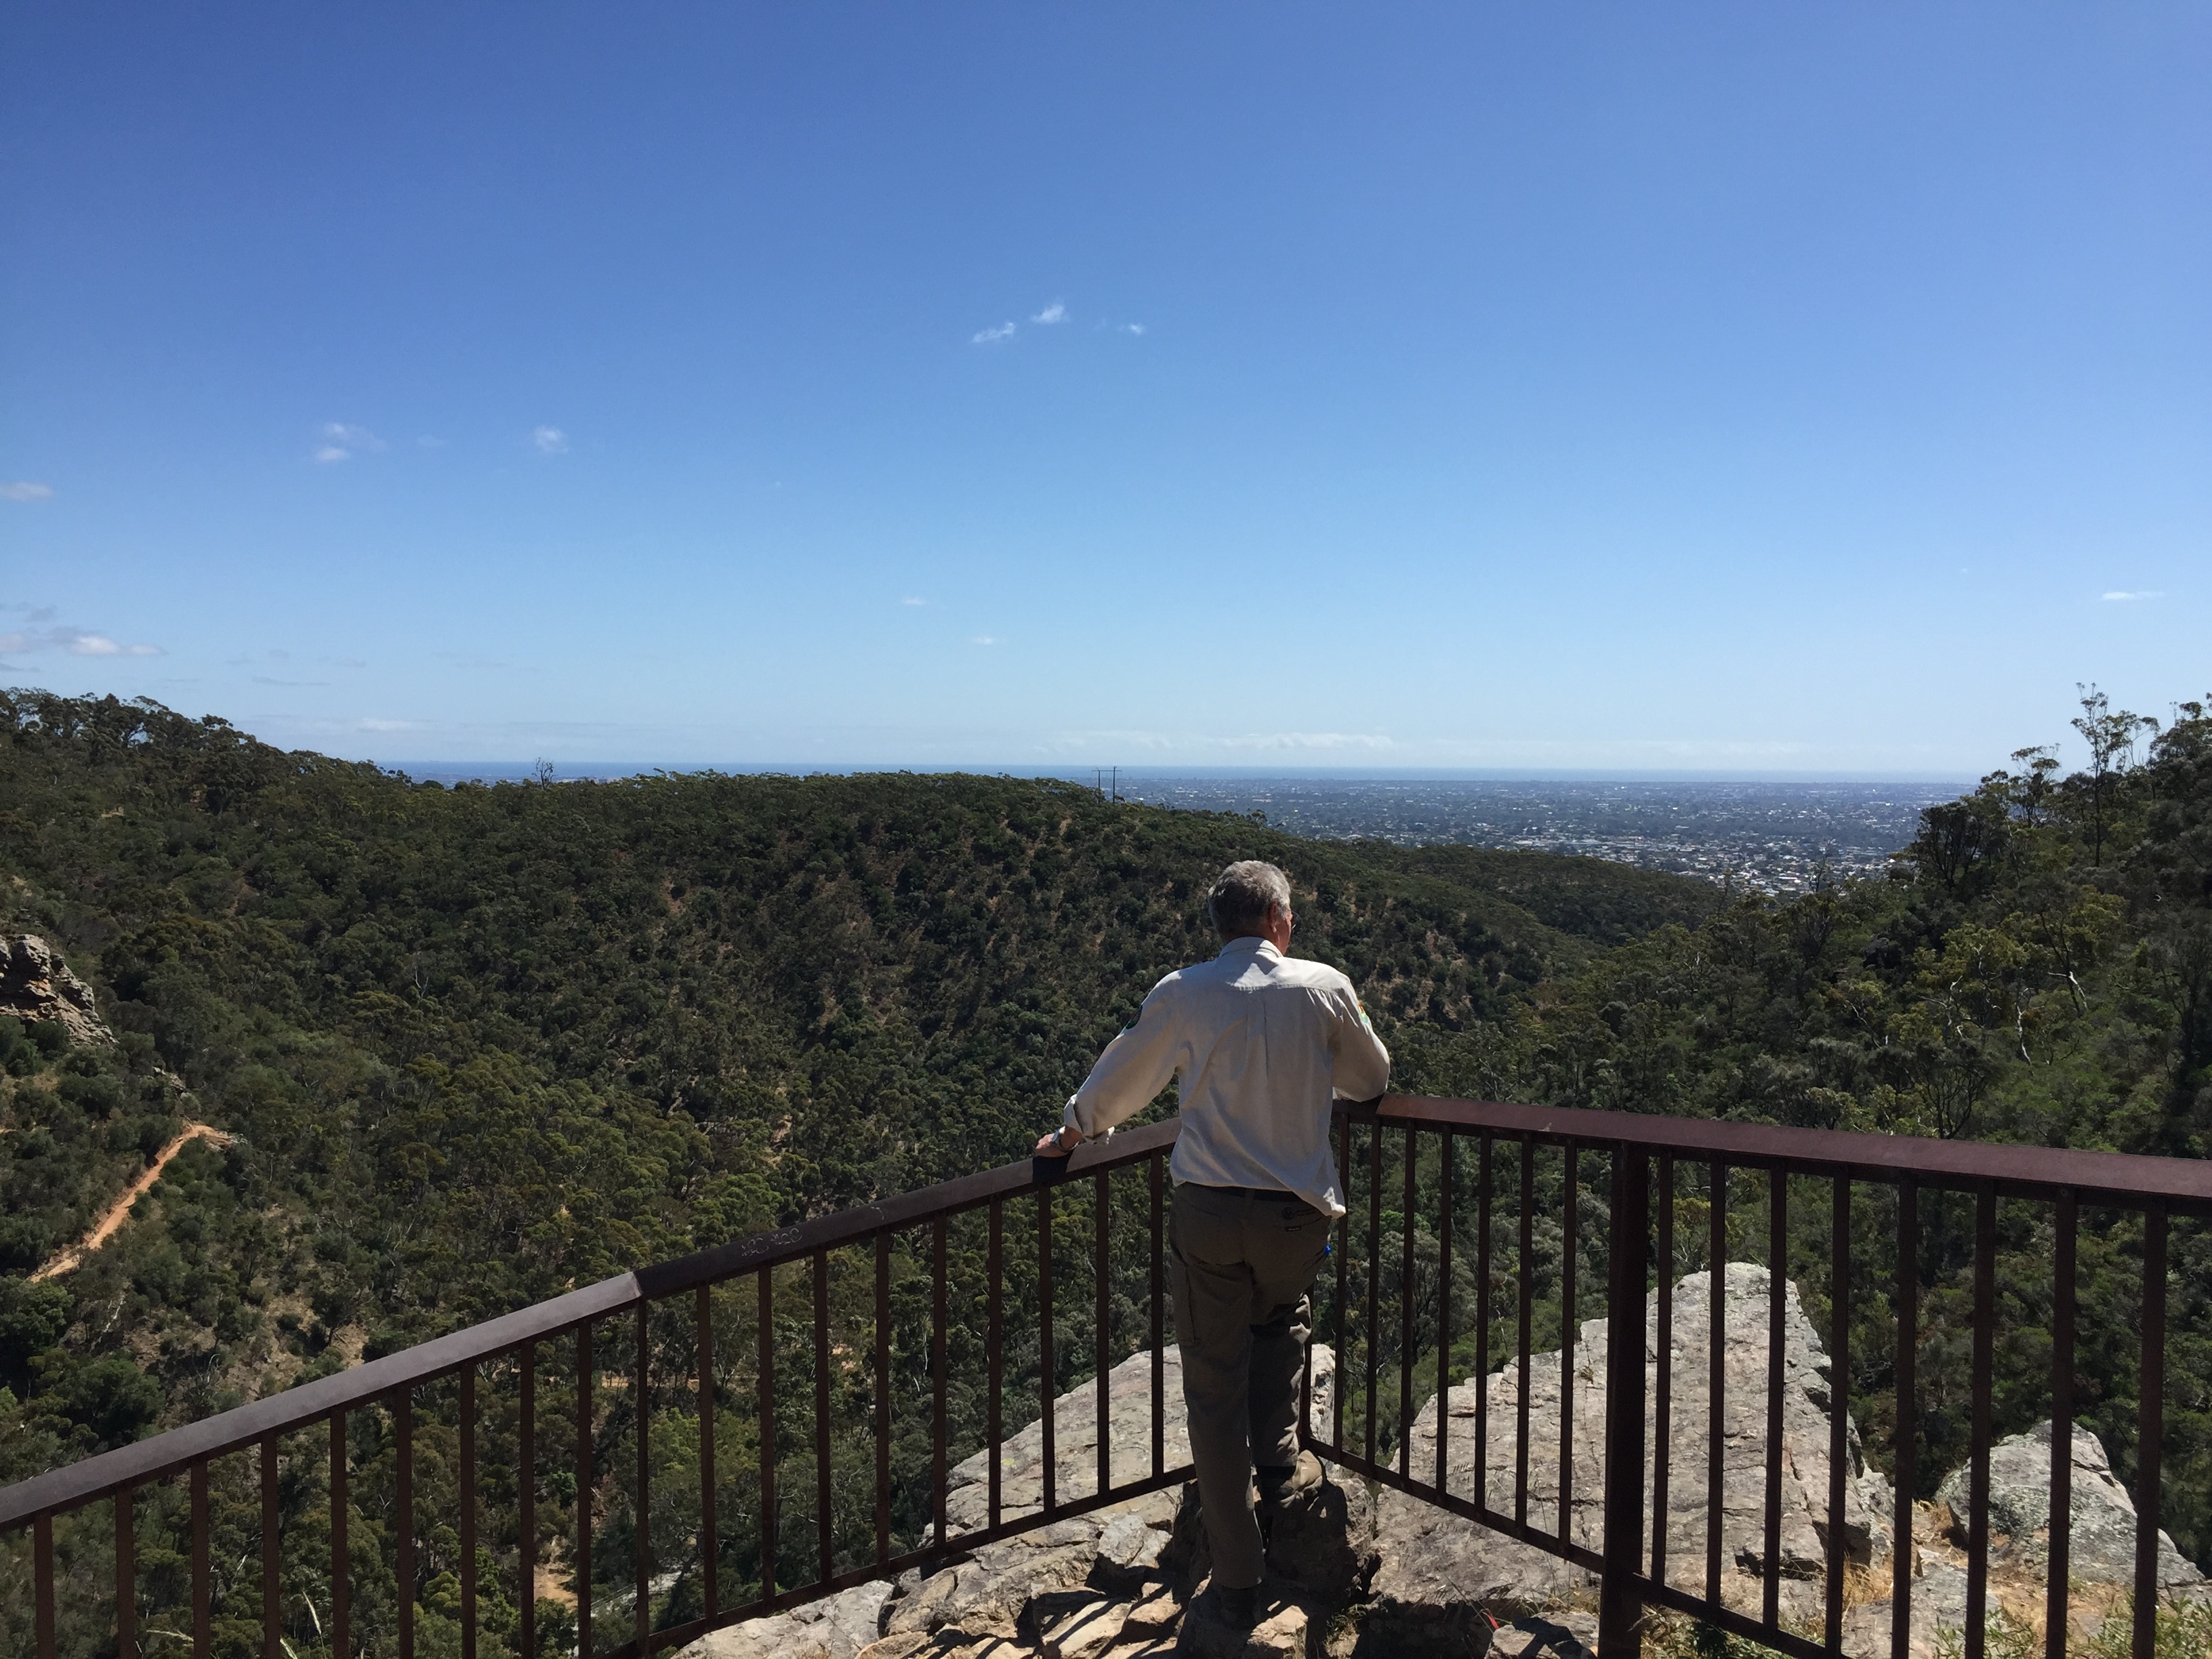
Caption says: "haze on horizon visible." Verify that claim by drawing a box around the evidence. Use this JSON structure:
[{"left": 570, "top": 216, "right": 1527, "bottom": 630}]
[{"left": 2, "top": 5, "right": 2206, "bottom": 779}]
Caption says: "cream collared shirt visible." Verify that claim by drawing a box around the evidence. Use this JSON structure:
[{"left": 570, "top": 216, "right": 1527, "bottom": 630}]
[{"left": 1061, "top": 936, "right": 1391, "bottom": 1217}]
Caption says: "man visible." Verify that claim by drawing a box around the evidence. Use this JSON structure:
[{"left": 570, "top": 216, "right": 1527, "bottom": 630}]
[{"left": 1035, "top": 859, "right": 1391, "bottom": 1626}]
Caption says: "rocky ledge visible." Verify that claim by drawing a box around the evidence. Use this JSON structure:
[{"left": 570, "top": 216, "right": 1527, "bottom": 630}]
[{"left": 679, "top": 1265, "right": 2204, "bottom": 1659}]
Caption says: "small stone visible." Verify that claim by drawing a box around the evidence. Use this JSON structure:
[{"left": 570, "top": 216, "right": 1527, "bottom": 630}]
[{"left": 1035, "top": 1591, "right": 1131, "bottom": 1659}]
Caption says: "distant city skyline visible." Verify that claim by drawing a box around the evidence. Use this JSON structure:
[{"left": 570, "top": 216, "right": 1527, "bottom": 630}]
[{"left": 3, "top": 5, "right": 2205, "bottom": 775}]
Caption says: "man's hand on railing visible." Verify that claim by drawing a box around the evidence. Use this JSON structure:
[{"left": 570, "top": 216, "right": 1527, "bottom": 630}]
[{"left": 1034, "top": 1124, "right": 1083, "bottom": 1158}]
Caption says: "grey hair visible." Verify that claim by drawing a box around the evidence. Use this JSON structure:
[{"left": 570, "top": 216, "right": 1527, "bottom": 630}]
[{"left": 1207, "top": 860, "right": 1292, "bottom": 939}]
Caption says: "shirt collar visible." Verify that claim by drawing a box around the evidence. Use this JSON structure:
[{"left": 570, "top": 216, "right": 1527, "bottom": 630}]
[{"left": 1217, "top": 936, "right": 1282, "bottom": 962}]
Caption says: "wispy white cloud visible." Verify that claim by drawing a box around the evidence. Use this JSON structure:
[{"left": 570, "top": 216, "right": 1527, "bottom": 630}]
[
  {"left": 901, "top": 596, "right": 928, "bottom": 607},
  {"left": 970, "top": 634, "right": 1002, "bottom": 647},
  {"left": 2102, "top": 590, "right": 2163, "bottom": 601},
  {"left": 358, "top": 718, "right": 422, "bottom": 732},
  {"left": 533, "top": 426, "right": 569, "bottom": 455},
  {"left": 0, "top": 481, "right": 54, "bottom": 502},
  {"left": 1124, "top": 323, "right": 1146, "bottom": 336},
  {"left": 1032, "top": 302, "right": 1067, "bottom": 325},
  {"left": 0, "top": 623, "right": 164, "bottom": 661},
  {"left": 971, "top": 322, "right": 1017, "bottom": 346},
  {"left": 316, "top": 422, "right": 386, "bottom": 463}
]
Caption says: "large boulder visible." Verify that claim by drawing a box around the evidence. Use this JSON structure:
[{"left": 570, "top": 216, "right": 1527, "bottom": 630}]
[
  {"left": 1367, "top": 1263, "right": 1893, "bottom": 1633},
  {"left": 1933, "top": 1420, "right": 2200, "bottom": 1590}
]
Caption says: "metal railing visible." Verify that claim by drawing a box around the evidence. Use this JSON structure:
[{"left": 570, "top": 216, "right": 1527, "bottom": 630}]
[{"left": 5, "top": 1095, "right": 2210, "bottom": 1659}]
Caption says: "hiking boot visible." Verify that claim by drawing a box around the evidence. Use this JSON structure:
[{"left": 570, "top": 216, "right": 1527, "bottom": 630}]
[
  {"left": 1212, "top": 1583, "right": 1259, "bottom": 1630},
  {"left": 1256, "top": 1450, "right": 1324, "bottom": 1510}
]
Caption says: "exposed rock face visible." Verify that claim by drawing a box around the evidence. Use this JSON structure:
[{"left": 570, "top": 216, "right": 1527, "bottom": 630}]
[
  {"left": 1369, "top": 1263, "right": 1893, "bottom": 1631},
  {"left": 685, "top": 1266, "right": 2211, "bottom": 1659},
  {"left": 1932, "top": 1420, "right": 2200, "bottom": 1590},
  {"left": 688, "top": 1582, "right": 899, "bottom": 1659},
  {"left": 694, "top": 1346, "right": 1355, "bottom": 1659},
  {"left": 1, "top": 935, "right": 112, "bottom": 1047}
]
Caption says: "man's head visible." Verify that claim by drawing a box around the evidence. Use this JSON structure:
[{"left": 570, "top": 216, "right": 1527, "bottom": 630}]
[{"left": 1208, "top": 860, "right": 1294, "bottom": 945}]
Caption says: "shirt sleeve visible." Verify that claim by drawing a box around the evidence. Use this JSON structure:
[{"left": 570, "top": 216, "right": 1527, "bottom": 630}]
[
  {"left": 1063, "top": 980, "right": 1183, "bottom": 1139},
  {"left": 1326, "top": 982, "right": 1391, "bottom": 1102}
]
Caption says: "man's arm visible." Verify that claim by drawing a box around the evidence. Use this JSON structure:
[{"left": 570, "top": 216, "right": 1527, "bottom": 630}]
[
  {"left": 1035, "top": 986, "right": 1182, "bottom": 1158},
  {"left": 1327, "top": 983, "right": 1391, "bottom": 1101}
]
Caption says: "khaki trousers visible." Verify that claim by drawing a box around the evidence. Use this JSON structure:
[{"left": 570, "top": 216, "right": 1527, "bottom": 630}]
[{"left": 1168, "top": 1181, "right": 1333, "bottom": 1590}]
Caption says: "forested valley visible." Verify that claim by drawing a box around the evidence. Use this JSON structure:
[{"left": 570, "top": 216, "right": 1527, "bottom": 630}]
[{"left": 3, "top": 684, "right": 2209, "bottom": 1659}]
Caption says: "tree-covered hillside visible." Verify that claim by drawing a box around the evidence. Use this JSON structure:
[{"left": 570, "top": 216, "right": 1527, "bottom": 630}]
[{"left": 0, "top": 687, "right": 1703, "bottom": 1478}]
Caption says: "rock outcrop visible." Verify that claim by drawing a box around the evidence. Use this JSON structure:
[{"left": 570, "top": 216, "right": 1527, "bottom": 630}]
[
  {"left": 1932, "top": 1420, "right": 2200, "bottom": 1591},
  {"left": 1369, "top": 1263, "right": 1893, "bottom": 1633},
  {"left": 682, "top": 1266, "right": 2210, "bottom": 1659},
  {"left": 686, "top": 1347, "right": 1354, "bottom": 1659},
  {"left": 1, "top": 934, "right": 112, "bottom": 1047},
  {"left": 1835, "top": 1420, "right": 2207, "bottom": 1657}
]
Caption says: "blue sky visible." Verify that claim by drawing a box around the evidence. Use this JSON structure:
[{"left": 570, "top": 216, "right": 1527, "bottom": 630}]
[{"left": 1, "top": 5, "right": 2205, "bottom": 776}]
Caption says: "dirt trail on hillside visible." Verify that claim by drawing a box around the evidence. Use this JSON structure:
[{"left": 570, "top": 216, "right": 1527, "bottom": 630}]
[{"left": 31, "top": 1123, "right": 232, "bottom": 1282}]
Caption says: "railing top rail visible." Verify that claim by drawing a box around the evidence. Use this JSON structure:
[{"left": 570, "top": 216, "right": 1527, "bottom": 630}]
[
  {"left": 1364, "top": 1094, "right": 2212, "bottom": 1212},
  {"left": 0, "top": 1115, "right": 1181, "bottom": 1530}
]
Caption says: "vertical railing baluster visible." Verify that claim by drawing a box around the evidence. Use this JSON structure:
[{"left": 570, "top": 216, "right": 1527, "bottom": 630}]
[
  {"left": 578, "top": 1323, "right": 595, "bottom": 1651},
  {"left": 1517, "top": 1135, "right": 1534, "bottom": 1530},
  {"left": 1826, "top": 1179, "right": 1850, "bottom": 1655},
  {"left": 262, "top": 1436, "right": 281, "bottom": 1659},
  {"left": 1151, "top": 1153, "right": 1164, "bottom": 1480},
  {"left": 2045, "top": 1194, "right": 2077, "bottom": 1659},
  {"left": 192, "top": 1460, "right": 211, "bottom": 1659},
  {"left": 1763, "top": 1170, "right": 1786, "bottom": 1628},
  {"left": 815, "top": 1251, "right": 833, "bottom": 1581},
  {"left": 695, "top": 1294, "right": 716, "bottom": 1615},
  {"left": 933, "top": 1216, "right": 949, "bottom": 1546},
  {"left": 1475, "top": 1132, "right": 1492, "bottom": 1517},
  {"left": 1965, "top": 1185, "right": 1996, "bottom": 1659},
  {"left": 1366, "top": 1120, "right": 1382, "bottom": 1469},
  {"left": 398, "top": 1390, "right": 415, "bottom": 1659},
  {"left": 1596, "top": 1145, "right": 1650, "bottom": 1659},
  {"left": 1891, "top": 1181, "right": 1917, "bottom": 1659},
  {"left": 874, "top": 1233, "right": 891, "bottom": 1566},
  {"left": 1435, "top": 1127, "right": 1454, "bottom": 1496},
  {"left": 2133, "top": 1206, "right": 2168, "bottom": 1659},
  {"left": 1652, "top": 1153, "right": 1673, "bottom": 1586},
  {"left": 34, "top": 1511, "right": 55, "bottom": 1659},
  {"left": 989, "top": 1199, "right": 1004, "bottom": 1530},
  {"left": 1334, "top": 1116, "right": 1351, "bottom": 1455},
  {"left": 1708, "top": 1162, "right": 1726, "bottom": 1607},
  {"left": 116, "top": 1484, "right": 136, "bottom": 1659},
  {"left": 1560, "top": 1141, "right": 1578, "bottom": 1544},
  {"left": 518, "top": 1350, "right": 535, "bottom": 1659},
  {"left": 1040, "top": 1187, "right": 1056, "bottom": 1515},
  {"left": 331, "top": 1414, "right": 350, "bottom": 1659},
  {"left": 1096, "top": 1168, "right": 1111, "bottom": 1498},
  {"left": 756, "top": 1274, "right": 774, "bottom": 1601},
  {"left": 462, "top": 1369, "right": 478, "bottom": 1659},
  {"left": 1400, "top": 1124, "right": 1418, "bottom": 1479},
  {"left": 636, "top": 1304, "right": 653, "bottom": 1648}
]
